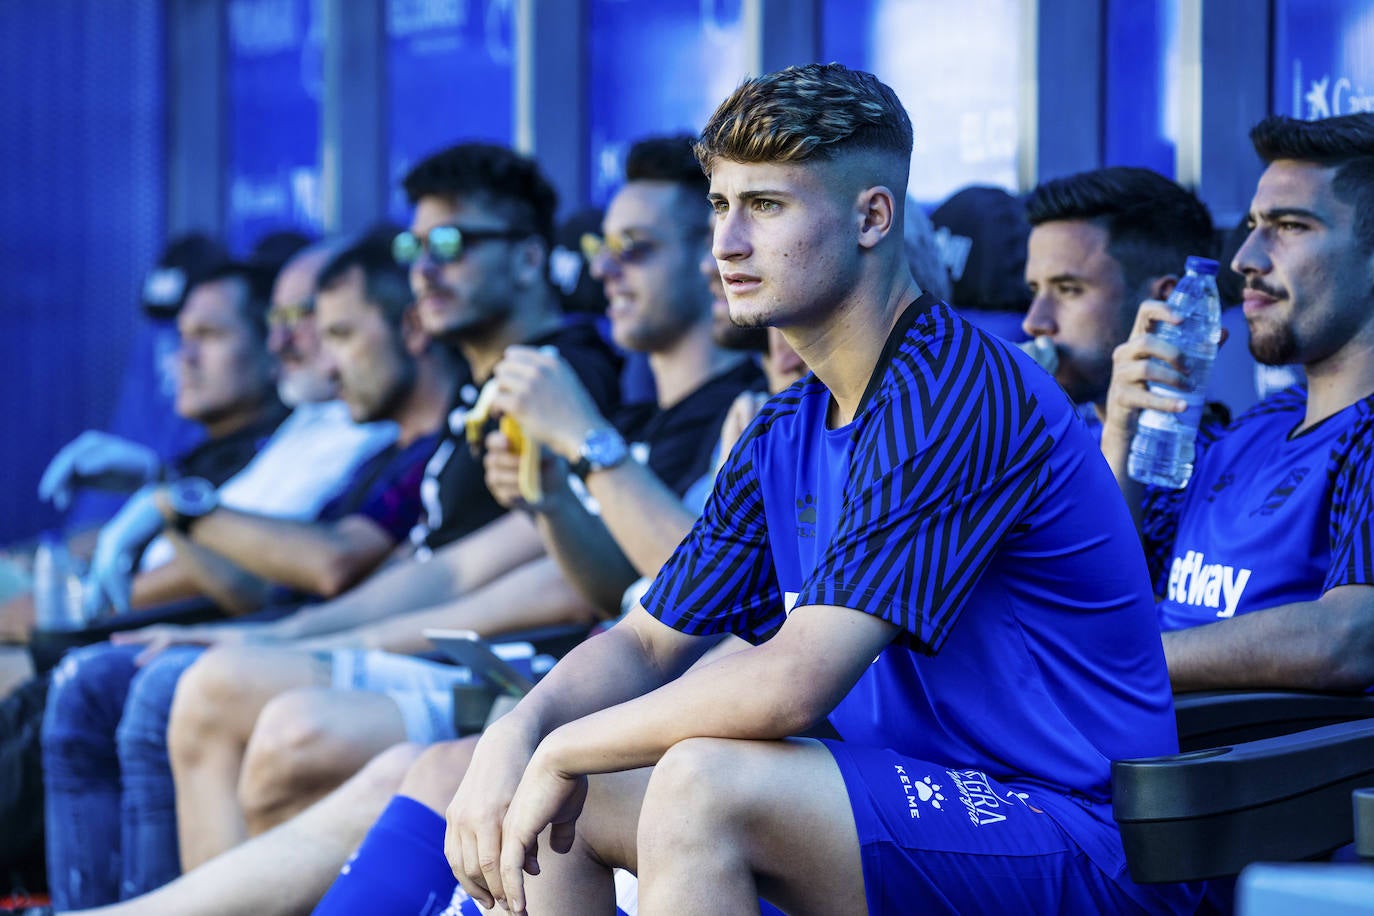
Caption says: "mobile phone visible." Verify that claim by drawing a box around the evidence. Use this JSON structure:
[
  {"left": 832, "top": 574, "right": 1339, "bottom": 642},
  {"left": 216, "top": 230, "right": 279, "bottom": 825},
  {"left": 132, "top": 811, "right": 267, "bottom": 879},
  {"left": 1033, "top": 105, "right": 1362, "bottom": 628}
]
[{"left": 423, "top": 628, "right": 536, "bottom": 697}]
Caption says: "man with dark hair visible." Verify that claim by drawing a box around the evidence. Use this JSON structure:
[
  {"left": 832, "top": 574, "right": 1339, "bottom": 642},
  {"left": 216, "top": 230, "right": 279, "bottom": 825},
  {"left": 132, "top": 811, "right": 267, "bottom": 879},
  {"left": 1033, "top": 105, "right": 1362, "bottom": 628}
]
[
  {"left": 40, "top": 234, "right": 455, "bottom": 910},
  {"left": 1104, "top": 112, "right": 1374, "bottom": 693},
  {"left": 0, "top": 264, "right": 292, "bottom": 644},
  {"left": 477, "top": 132, "right": 764, "bottom": 621},
  {"left": 88, "top": 143, "right": 622, "bottom": 886},
  {"left": 157, "top": 133, "right": 749, "bottom": 878},
  {"left": 446, "top": 64, "right": 1195, "bottom": 916},
  {"left": 1022, "top": 166, "right": 1216, "bottom": 413}
]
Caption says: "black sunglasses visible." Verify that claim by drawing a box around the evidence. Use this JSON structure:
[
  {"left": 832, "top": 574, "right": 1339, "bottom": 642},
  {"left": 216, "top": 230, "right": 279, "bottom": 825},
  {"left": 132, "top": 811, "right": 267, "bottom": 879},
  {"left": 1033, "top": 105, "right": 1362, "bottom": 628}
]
[{"left": 393, "top": 225, "right": 530, "bottom": 265}]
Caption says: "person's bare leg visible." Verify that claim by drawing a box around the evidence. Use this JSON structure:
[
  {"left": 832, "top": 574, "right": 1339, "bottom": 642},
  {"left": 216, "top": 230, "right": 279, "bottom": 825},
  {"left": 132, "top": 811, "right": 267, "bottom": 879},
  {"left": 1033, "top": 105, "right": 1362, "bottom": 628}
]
[
  {"left": 394, "top": 736, "right": 480, "bottom": 812},
  {"left": 168, "top": 646, "right": 330, "bottom": 869},
  {"left": 237, "top": 688, "right": 410, "bottom": 836},
  {"left": 0, "top": 591, "right": 34, "bottom": 644},
  {"left": 521, "top": 767, "right": 653, "bottom": 914},
  {"left": 636, "top": 737, "right": 866, "bottom": 916},
  {"left": 71, "top": 742, "right": 424, "bottom": 916}
]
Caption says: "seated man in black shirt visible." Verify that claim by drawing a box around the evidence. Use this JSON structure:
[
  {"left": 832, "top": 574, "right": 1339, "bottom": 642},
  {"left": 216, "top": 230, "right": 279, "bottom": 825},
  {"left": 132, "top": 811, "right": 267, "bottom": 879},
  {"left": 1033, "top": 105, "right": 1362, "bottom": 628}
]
[
  {"left": 127, "top": 144, "right": 622, "bottom": 876},
  {"left": 52, "top": 135, "right": 768, "bottom": 916},
  {"left": 39, "top": 237, "right": 459, "bottom": 910}
]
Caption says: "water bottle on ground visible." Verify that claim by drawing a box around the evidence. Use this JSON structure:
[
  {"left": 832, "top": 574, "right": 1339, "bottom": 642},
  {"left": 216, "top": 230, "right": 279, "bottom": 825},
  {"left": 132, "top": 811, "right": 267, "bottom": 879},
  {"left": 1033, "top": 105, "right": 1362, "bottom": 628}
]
[
  {"left": 1128, "top": 257, "right": 1222, "bottom": 489},
  {"left": 32, "top": 533, "right": 88, "bottom": 631}
]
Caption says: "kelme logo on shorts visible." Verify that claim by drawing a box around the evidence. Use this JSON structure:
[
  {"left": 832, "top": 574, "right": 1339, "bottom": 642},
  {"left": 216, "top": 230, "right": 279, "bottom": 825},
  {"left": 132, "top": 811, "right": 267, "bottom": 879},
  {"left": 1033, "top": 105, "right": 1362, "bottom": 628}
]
[{"left": 894, "top": 765, "right": 945, "bottom": 819}]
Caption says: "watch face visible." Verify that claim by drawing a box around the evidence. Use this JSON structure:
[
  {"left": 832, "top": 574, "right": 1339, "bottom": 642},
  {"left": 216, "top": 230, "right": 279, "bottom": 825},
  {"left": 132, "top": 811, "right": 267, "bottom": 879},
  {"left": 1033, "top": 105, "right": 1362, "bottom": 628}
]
[
  {"left": 583, "top": 428, "right": 628, "bottom": 470},
  {"left": 171, "top": 477, "right": 218, "bottom": 517}
]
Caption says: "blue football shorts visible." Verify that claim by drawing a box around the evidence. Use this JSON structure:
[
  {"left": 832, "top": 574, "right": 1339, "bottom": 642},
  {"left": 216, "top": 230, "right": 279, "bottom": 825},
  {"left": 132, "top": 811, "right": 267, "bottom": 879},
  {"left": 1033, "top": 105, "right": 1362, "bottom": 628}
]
[{"left": 823, "top": 741, "right": 1203, "bottom": 915}]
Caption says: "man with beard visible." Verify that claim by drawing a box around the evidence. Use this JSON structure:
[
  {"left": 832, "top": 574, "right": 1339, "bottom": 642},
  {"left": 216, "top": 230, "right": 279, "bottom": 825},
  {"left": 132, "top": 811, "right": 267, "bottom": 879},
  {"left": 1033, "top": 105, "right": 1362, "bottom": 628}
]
[
  {"left": 154, "top": 135, "right": 757, "bottom": 877},
  {"left": 40, "top": 237, "right": 455, "bottom": 911},
  {"left": 1021, "top": 166, "right": 1218, "bottom": 421},
  {"left": 1103, "top": 112, "right": 1374, "bottom": 693},
  {"left": 478, "top": 134, "right": 764, "bottom": 611},
  {"left": 84, "top": 242, "right": 401, "bottom": 617},
  {"left": 82, "top": 145, "right": 623, "bottom": 889}
]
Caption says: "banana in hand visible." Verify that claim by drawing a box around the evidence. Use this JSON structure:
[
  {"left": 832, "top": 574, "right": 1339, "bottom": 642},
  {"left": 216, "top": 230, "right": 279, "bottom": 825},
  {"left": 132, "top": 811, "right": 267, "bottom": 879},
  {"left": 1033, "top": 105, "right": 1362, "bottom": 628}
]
[{"left": 466, "top": 380, "right": 542, "bottom": 504}]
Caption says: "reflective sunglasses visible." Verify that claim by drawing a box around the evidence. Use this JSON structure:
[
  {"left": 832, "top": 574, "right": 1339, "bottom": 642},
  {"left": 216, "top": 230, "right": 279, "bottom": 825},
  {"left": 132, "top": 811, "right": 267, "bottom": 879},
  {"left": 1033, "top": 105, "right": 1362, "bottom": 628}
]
[
  {"left": 267, "top": 298, "right": 314, "bottom": 331},
  {"left": 579, "top": 232, "right": 658, "bottom": 267},
  {"left": 392, "top": 225, "right": 530, "bottom": 265}
]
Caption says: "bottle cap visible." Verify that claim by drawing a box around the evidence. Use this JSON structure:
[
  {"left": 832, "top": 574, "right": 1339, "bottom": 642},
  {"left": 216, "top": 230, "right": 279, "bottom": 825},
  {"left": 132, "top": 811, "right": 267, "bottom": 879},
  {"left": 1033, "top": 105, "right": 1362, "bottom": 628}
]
[{"left": 1184, "top": 256, "right": 1219, "bottom": 276}]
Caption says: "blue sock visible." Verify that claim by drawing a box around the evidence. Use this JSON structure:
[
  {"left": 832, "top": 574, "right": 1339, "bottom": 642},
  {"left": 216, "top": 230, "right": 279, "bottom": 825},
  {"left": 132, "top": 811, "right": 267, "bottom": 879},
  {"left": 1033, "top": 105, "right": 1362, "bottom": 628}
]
[{"left": 312, "top": 795, "right": 458, "bottom": 916}]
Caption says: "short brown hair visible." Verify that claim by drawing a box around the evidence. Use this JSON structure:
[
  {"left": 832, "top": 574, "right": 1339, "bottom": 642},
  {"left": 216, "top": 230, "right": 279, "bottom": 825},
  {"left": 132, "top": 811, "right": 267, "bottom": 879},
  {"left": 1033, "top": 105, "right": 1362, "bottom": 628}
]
[{"left": 694, "top": 63, "right": 912, "bottom": 176}]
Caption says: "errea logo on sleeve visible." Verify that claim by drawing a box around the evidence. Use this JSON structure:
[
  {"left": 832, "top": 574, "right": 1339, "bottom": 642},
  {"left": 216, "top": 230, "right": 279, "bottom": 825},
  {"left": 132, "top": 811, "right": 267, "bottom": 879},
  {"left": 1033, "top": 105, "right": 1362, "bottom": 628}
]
[{"left": 1167, "top": 550, "right": 1252, "bottom": 618}]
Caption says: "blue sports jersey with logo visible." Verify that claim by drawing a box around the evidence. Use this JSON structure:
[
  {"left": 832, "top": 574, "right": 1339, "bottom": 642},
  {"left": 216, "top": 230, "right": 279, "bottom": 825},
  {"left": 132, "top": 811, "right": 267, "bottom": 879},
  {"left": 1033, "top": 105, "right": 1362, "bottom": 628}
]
[
  {"left": 642, "top": 298, "right": 1182, "bottom": 894},
  {"left": 1150, "top": 386, "right": 1374, "bottom": 632}
]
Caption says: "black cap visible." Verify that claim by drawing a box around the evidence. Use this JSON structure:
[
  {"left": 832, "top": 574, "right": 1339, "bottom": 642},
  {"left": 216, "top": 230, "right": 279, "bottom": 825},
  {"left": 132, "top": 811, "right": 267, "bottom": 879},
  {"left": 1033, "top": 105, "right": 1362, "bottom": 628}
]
[
  {"left": 931, "top": 186, "right": 1032, "bottom": 314},
  {"left": 142, "top": 232, "right": 234, "bottom": 317}
]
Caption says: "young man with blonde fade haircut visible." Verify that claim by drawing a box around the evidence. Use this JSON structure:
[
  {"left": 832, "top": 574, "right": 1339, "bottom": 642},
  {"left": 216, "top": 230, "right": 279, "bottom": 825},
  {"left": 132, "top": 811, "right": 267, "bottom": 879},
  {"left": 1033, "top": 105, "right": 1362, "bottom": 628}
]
[{"left": 445, "top": 64, "right": 1200, "bottom": 915}]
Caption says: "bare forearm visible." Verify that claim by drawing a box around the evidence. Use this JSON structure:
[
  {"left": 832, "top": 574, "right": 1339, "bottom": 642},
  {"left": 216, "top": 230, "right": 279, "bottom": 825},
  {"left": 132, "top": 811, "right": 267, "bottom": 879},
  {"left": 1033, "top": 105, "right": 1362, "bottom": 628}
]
[
  {"left": 583, "top": 461, "right": 698, "bottom": 576},
  {"left": 350, "top": 557, "right": 601, "bottom": 654},
  {"left": 162, "top": 533, "right": 271, "bottom": 615},
  {"left": 271, "top": 554, "right": 460, "bottom": 640},
  {"left": 506, "top": 614, "right": 686, "bottom": 742},
  {"left": 130, "top": 557, "right": 206, "bottom": 609},
  {"left": 272, "top": 514, "right": 545, "bottom": 641},
  {"left": 1100, "top": 426, "right": 1146, "bottom": 536},
  {"left": 542, "top": 636, "right": 819, "bottom": 775},
  {"left": 535, "top": 488, "right": 639, "bottom": 613},
  {"left": 1164, "top": 591, "right": 1374, "bottom": 692},
  {"left": 190, "top": 511, "right": 387, "bottom": 596}
]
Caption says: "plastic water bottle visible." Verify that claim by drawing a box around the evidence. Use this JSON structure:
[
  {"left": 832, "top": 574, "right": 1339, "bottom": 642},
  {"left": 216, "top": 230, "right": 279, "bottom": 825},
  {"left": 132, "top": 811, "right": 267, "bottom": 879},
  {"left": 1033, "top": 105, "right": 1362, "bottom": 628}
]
[
  {"left": 32, "top": 533, "right": 87, "bottom": 631},
  {"left": 1128, "top": 257, "right": 1222, "bottom": 489}
]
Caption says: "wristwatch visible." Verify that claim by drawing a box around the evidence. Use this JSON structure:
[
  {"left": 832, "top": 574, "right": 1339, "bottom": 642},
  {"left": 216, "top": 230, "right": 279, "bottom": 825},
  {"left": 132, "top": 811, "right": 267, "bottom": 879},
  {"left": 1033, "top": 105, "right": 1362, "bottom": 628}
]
[
  {"left": 571, "top": 427, "right": 629, "bottom": 479},
  {"left": 165, "top": 477, "right": 219, "bottom": 533}
]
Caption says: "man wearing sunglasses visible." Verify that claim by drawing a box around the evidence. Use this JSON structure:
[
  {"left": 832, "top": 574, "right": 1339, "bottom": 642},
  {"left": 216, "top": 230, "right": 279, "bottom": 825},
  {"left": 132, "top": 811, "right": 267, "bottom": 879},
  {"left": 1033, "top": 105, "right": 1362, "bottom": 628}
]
[
  {"left": 481, "top": 135, "right": 765, "bottom": 613},
  {"left": 97, "top": 145, "right": 622, "bottom": 880}
]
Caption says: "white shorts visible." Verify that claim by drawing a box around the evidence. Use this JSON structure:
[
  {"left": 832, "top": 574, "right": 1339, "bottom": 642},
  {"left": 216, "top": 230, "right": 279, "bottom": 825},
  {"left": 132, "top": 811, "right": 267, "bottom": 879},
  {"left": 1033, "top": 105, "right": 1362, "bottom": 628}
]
[{"left": 329, "top": 650, "right": 473, "bottom": 744}]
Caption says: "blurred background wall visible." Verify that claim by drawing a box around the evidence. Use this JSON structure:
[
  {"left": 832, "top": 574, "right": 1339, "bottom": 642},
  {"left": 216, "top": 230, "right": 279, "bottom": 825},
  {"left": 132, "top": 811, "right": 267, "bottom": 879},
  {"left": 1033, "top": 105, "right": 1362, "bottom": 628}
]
[{"left": 2, "top": 0, "right": 1371, "bottom": 543}]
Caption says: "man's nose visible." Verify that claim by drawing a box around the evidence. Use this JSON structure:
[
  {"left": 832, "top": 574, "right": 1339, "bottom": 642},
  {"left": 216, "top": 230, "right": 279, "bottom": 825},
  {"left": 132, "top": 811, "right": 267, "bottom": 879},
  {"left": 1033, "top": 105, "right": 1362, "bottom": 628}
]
[{"left": 1022, "top": 294, "right": 1057, "bottom": 338}]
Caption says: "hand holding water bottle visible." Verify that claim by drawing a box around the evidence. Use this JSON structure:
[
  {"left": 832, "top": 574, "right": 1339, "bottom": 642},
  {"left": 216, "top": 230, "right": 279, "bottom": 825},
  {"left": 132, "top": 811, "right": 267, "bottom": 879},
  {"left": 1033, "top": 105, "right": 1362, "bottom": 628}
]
[{"left": 1104, "top": 257, "right": 1222, "bottom": 489}]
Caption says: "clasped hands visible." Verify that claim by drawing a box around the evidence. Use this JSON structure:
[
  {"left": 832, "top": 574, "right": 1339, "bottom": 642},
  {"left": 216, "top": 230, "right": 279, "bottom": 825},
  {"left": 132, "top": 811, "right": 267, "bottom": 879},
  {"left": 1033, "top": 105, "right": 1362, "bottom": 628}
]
[{"left": 444, "top": 721, "right": 587, "bottom": 915}]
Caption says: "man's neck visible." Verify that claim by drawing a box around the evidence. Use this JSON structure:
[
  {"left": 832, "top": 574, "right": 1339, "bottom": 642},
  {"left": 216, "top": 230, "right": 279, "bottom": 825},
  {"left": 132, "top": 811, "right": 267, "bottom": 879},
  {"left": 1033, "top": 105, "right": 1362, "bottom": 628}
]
[
  {"left": 647, "top": 322, "right": 750, "bottom": 409},
  {"left": 202, "top": 397, "right": 279, "bottom": 440},
  {"left": 393, "top": 354, "right": 459, "bottom": 446},
  {"left": 791, "top": 276, "right": 922, "bottom": 427},
  {"left": 1300, "top": 334, "right": 1374, "bottom": 432},
  {"left": 457, "top": 296, "right": 565, "bottom": 384}
]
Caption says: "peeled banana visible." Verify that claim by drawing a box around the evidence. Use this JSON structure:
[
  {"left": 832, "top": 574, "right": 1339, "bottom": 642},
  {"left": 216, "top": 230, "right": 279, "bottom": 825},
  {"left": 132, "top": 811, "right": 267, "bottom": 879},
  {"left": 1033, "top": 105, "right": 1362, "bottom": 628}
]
[{"left": 466, "top": 380, "right": 542, "bottom": 504}]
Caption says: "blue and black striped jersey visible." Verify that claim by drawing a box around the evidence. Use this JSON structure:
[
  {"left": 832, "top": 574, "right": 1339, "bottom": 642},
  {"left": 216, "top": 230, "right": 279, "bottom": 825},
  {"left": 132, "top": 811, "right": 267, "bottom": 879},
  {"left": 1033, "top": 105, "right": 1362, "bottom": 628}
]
[
  {"left": 643, "top": 295, "right": 1180, "bottom": 881},
  {"left": 1149, "top": 385, "right": 1374, "bottom": 634}
]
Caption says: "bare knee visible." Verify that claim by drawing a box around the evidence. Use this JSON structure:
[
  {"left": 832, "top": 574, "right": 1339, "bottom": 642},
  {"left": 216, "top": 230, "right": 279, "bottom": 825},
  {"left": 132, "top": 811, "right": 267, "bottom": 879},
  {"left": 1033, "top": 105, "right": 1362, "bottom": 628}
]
[
  {"left": 640, "top": 738, "right": 753, "bottom": 859},
  {"left": 167, "top": 647, "right": 262, "bottom": 771},
  {"left": 397, "top": 736, "right": 480, "bottom": 813},
  {"left": 356, "top": 741, "right": 426, "bottom": 799},
  {"left": 237, "top": 689, "right": 349, "bottom": 830}
]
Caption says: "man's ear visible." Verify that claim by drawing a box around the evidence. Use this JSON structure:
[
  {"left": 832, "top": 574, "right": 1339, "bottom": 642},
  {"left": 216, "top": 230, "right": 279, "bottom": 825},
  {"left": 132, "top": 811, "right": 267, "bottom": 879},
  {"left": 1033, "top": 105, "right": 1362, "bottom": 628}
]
[
  {"left": 512, "top": 236, "right": 548, "bottom": 289},
  {"left": 856, "top": 185, "right": 898, "bottom": 250},
  {"left": 1146, "top": 274, "right": 1178, "bottom": 302}
]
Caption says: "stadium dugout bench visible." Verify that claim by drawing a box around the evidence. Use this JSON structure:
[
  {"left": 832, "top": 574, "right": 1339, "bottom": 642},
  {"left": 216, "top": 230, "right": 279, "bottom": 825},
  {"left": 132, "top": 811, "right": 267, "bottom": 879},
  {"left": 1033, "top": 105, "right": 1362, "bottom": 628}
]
[{"left": 1114, "top": 691, "right": 1374, "bottom": 884}]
